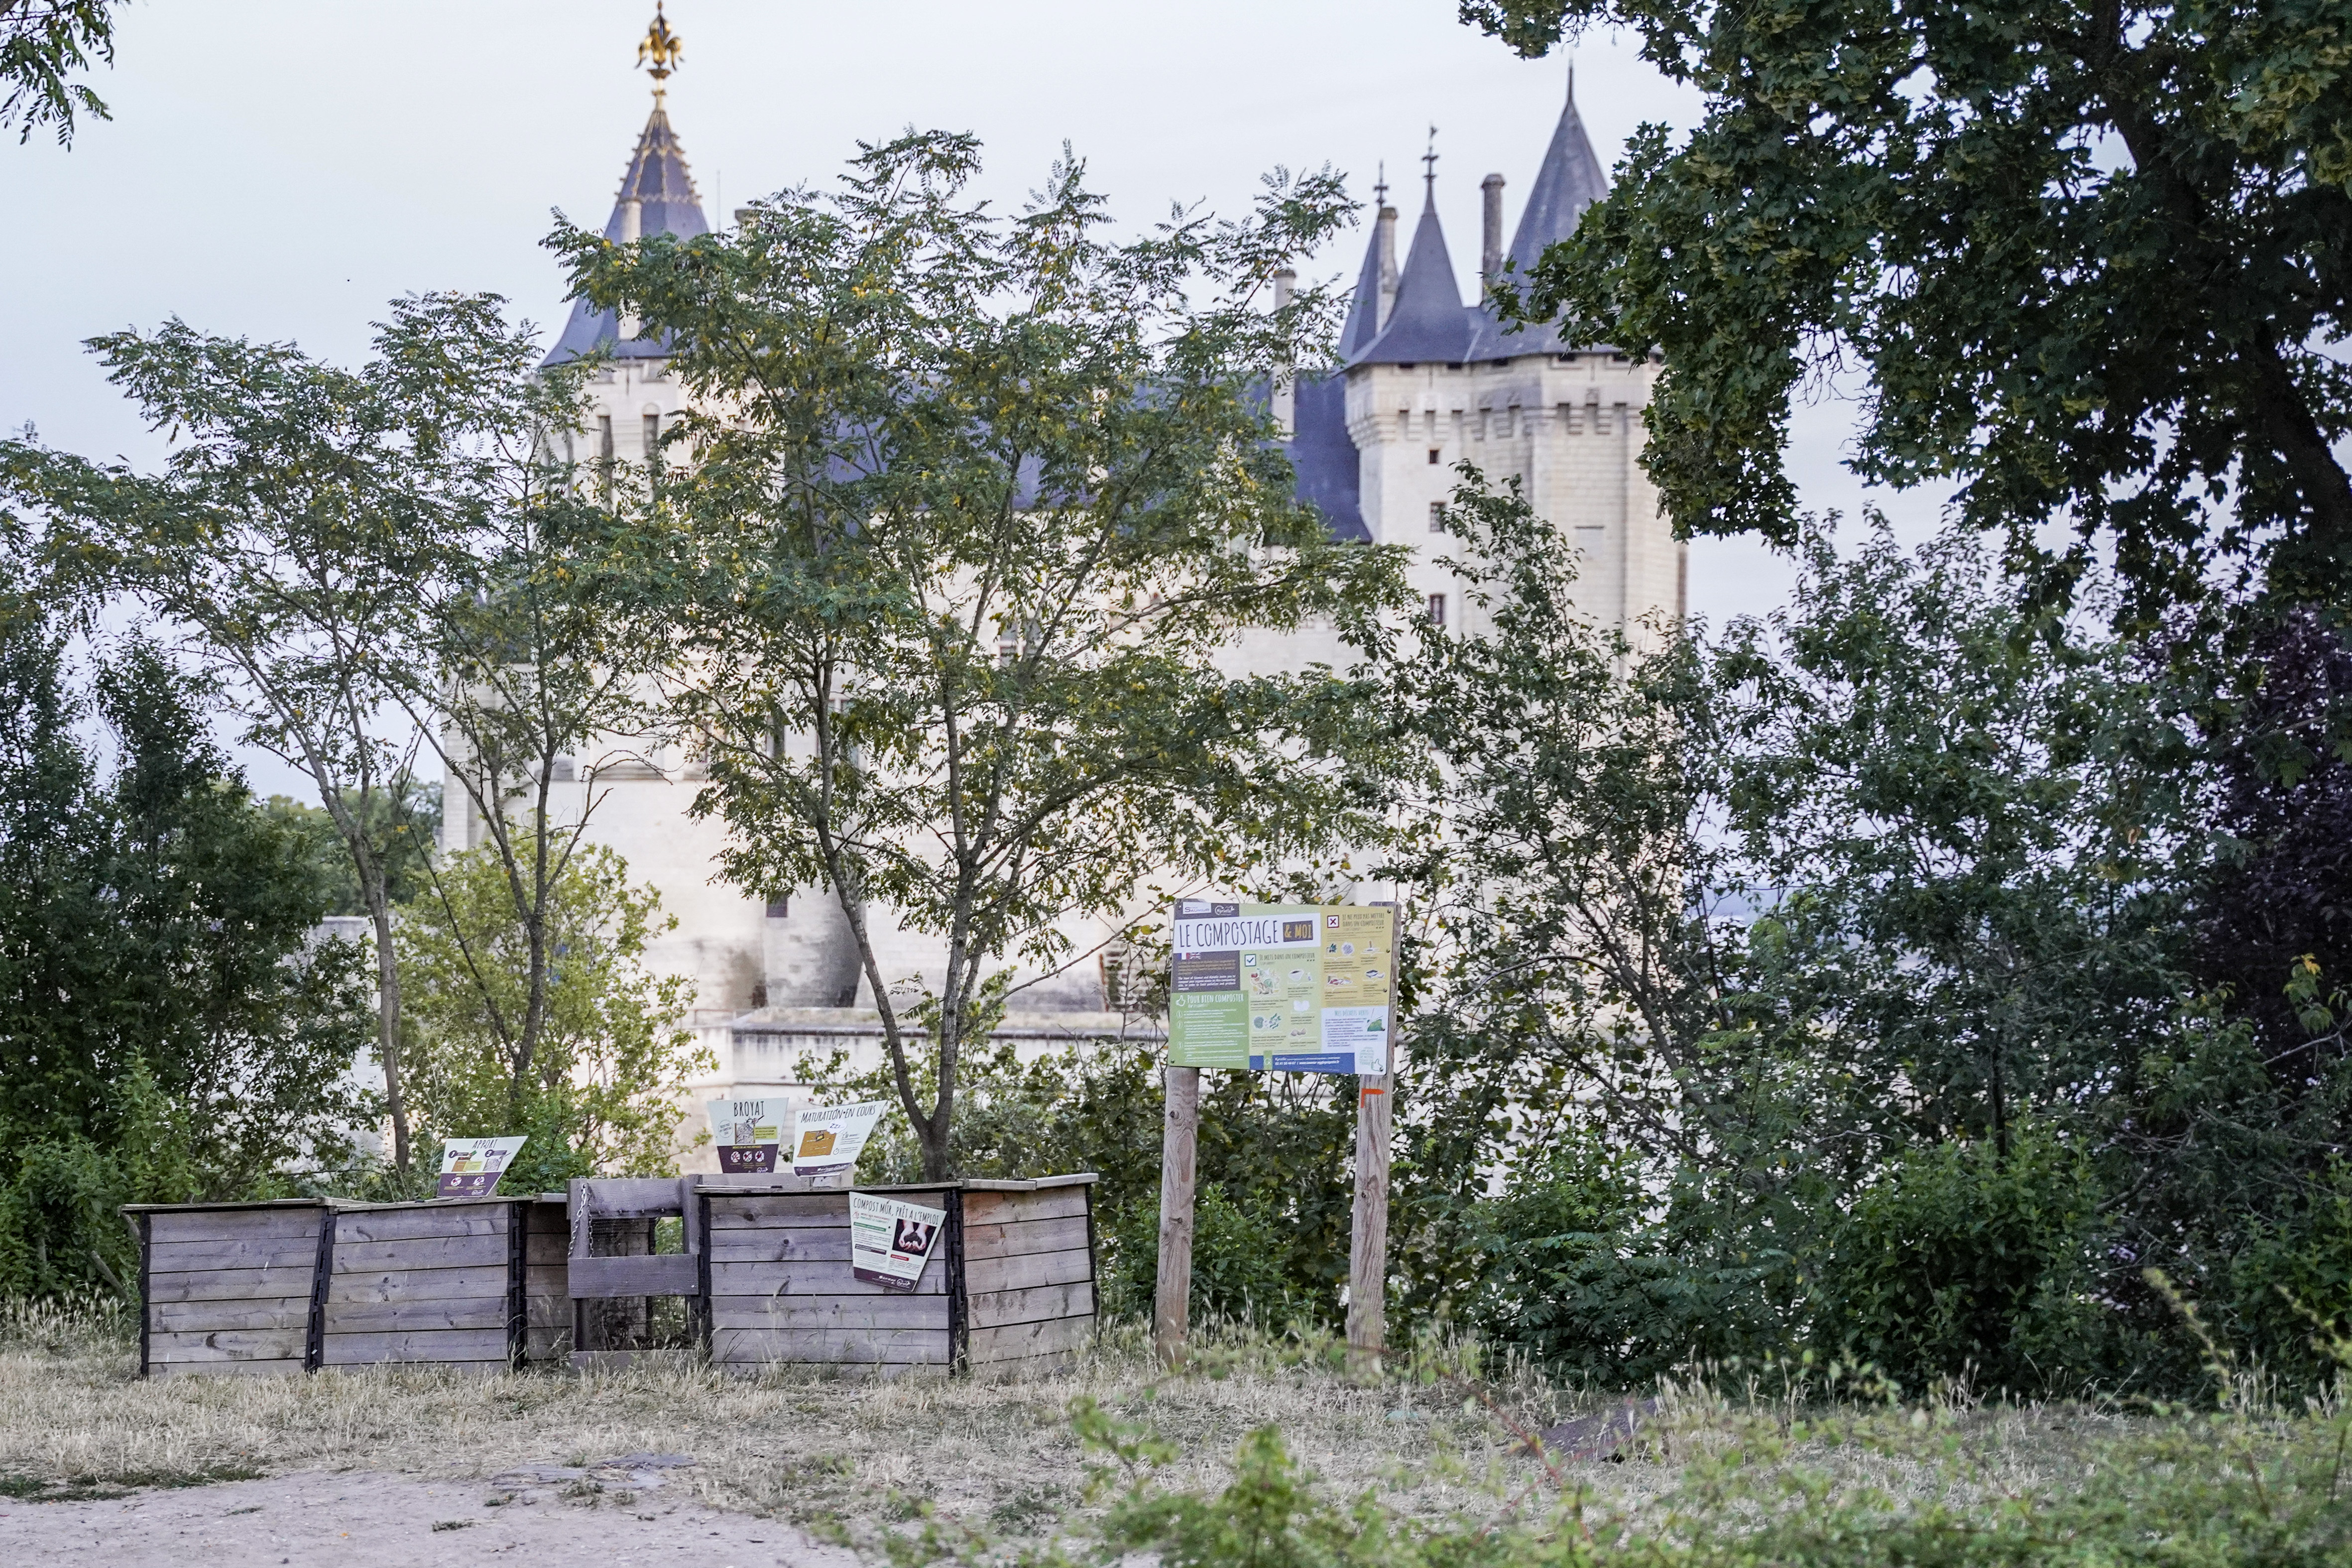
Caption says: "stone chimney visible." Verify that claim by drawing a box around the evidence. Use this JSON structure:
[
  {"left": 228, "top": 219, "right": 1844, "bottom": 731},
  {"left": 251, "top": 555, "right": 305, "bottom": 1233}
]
[
  {"left": 1271, "top": 268, "right": 1296, "bottom": 437},
  {"left": 616, "top": 198, "right": 644, "bottom": 340},
  {"left": 1376, "top": 204, "right": 1401, "bottom": 330},
  {"left": 1481, "top": 173, "right": 1506, "bottom": 292}
]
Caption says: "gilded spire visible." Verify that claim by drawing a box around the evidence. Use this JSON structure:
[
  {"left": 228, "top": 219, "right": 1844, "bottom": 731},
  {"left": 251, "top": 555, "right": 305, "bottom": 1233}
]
[{"left": 637, "top": 2, "right": 683, "bottom": 92}]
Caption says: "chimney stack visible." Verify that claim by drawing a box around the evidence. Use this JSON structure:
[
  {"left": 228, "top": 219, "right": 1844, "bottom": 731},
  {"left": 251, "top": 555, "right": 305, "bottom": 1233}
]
[
  {"left": 1375, "top": 204, "right": 1400, "bottom": 330},
  {"left": 616, "top": 198, "right": 644, "bottom": 340},
  {"left": 1480, "top": 173, "right": 1506, "bottom": 291},
  {"left": 1271, "top": 268, "right": 1296, "bottom": 437}
]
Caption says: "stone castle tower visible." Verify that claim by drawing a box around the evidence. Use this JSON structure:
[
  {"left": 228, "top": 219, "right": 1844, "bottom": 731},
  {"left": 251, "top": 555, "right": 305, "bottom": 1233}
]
[{"left": 454, "top": 38, "right": 1680, "bottom": 1100}]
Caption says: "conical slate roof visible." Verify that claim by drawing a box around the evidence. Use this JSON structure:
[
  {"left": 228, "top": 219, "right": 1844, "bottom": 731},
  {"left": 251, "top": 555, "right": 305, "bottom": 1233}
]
[
  {"left": 1504, "top": 76, "right": 1608, "bottom": 278},
  {"left": 1353, "top": 183, "right": 1473, "bottom": 365},
  {"left": 544, "top": 100, "right": 710, "bottom": 367},
  {"left": 1335, "top": 212, "right": 1390, "bottom": 361}
]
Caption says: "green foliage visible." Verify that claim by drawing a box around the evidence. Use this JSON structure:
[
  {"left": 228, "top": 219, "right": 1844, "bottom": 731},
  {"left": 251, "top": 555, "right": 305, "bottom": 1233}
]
[
  {"left": 1040, "top": 1382, "right": 2352, "bottom": 1568},
  {"left": 1102, "top": 1186, "right": 1294, "bottom": 1328},
  {"left": 396, "top": 840, "right": 709, "bottom": 1192},
  {"left": 0, "top": 594, "right": 371, "bottom": 1297},
  {"left": 1467, "top": 0, "right": 2352, "bottom": 625},
  {"left": 554, "top": 129, "right": 1413, "bottom": 1178},
  {"left": 0, "top": 0, "right": 118, "bottom": 146},
  {"left": 262, "top": 784, "right": 440, "bottom": 915},
  {"left": 1817, "top": 1125, "right": 2102, "bottom": 1396}
]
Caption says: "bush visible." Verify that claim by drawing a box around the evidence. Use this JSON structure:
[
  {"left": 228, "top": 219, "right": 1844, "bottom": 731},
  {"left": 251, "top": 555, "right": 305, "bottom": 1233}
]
[{"left": 1101, "top": 1185, "right": 1295, "bottom": 1327}]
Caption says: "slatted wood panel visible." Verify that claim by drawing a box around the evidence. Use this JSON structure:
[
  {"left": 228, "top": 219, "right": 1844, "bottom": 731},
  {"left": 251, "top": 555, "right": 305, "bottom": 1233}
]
[
  {"left": 960, "top": 1186, "right": 1096, "bottom": 1367},
  {"left": 524, "top": 1200, "right": 570, "bottom": 1363},
  {"left": 319, "top": 1203, "right": 520, "bottom": 1370},
  {"left": 142, "top": 1205, "right": 329, "bottom": 1379},
  {"left": 710, "top": 1294, "right": 951, "bottom": 1331},
  {"left": 709, "top": 1326, "right": 952, "bottom": 1367}
]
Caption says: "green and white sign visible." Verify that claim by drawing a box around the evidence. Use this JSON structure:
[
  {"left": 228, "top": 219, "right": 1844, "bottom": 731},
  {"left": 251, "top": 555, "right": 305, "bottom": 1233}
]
[{"left": 1167, "top": 901, "right": 1396, "bottom": 1074}]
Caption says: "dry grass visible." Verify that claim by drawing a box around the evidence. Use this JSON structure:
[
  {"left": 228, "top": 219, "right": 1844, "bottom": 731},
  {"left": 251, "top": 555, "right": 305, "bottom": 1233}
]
[{"left": 0, "top": 1295, "right": 2165, "bottom": 1548}]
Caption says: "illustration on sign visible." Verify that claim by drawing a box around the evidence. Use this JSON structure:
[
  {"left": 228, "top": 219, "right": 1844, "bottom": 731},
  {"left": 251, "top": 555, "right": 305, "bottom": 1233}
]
[
  {"left": 705, "top": 1097, "right": 787, "bottom": 1174},
  {"left": 436, "top": 1135, "right": 527, "bottom": 1199},
  {"left": 792, "top": 1100, "right": 886, "bottom": 1177},
  {"left": 849, "top": 1192, "right": 945, "bottom": 1291},
  {"left": 1167, "top": 901, "right": 1395, "bottom": 1074}
]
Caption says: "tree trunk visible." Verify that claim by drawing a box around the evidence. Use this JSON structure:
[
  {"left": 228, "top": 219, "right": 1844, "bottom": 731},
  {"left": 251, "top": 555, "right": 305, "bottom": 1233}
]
[{"left": 359, "top": 861, "right": 410, "bottom": 1174}]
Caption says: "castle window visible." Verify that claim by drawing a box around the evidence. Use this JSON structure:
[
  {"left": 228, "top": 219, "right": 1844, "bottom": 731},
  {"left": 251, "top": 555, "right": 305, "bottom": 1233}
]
[
  {"left": 1427, "top": 593, "right": 1447, "bottom": 627},
  {"left": 1428, "top": 502, "right": 1445, "bottom": 533},
  {"left": 765, "top": 897, "right": 791, "bottom": 919},
  {"left": 643, "top": 411, "right": 661, "bottom": 455},
  {"left": 1427, "top": 448, "right": 1441, "bottom": 465},
  {"left": 598, "top": 414, "right": 614, "bottom": 463}
]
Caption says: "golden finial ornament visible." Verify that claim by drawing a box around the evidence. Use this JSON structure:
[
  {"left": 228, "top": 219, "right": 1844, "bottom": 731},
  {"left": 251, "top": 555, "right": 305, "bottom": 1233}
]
[{"left": 636, "top": 2, "right": 683, "bottom": 86}]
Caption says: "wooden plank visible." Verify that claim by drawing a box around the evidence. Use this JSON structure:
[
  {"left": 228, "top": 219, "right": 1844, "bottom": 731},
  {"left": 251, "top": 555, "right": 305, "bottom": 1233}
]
[
  {"left": 709, "top": 1295, "right": 950, "bottom": 1332},
  {"left": 567, "top": 1253, "right": 698, "bottom": 1299},
  {"left": 706, "top": 1194, "right": 851, "bottom": 1225},
  {"left": 957, "top": 1174, "right": 1099, "bottom": 1192},
  {"left": 319, "top": 1328, "right": 510, "bottom": 1365},
  {"left": 150, "top": 1296, "right": 314, "bottom": 1334},
  {"left": 326, "top": 1264, "right": 510, "bottom": 1304},
  {"left": 709, "top": 1327, "right": 950, "bottom": 1366},
  {"left": 331, "top": 1233, "right": 507, "bottom": 1272},
  {"left": 708, "top": 1227, "right": 854, "bottom": 1264},
  {"left": 320, "top": 1298, "right": 509, "bottom": 1334},
  {"left": 331, "top": 1207, "right": 512, "bottom": 1245},
  {"left": 963, "top": 1215, "right": 1089, "bottom": 1262},
  {"left": 1156, "top": 1065, "right": 1199, "bottom": 1364},
  {"left": 964, "top": 1247, "right": 1092, "bottom": 1296},
  {"left": 526, "top": 1234, "right": 567, "bottom": 1266},
  {"left": 968, "top": 1313, "right": 1094, "bottom": 1365},
  {"left": 571, "top": 1176, "right": 690, "bottom": 1219},
  {"left": 967, "top": 1279, "right": 1095, "bottom": 1330},
  {"left": 708, "top": 1259, "right": 945, "bottom": 1297},
  {"left": 147, "top": 1238, "right": 319, "bottom": 1274},
  {"left": 523, "top": 1327, "right": 566, "bottom": 1363},
  {"left": 152, "top": 1358, "right": 304, "bottom": 1381},
  {"left": 147, "top": 1208, "right": 325, "bottom": 1246},
  {"left": 962, "top": 1189, "right": 1091, "bottom": 1228},
  {"left": 146, "top": 1327, "right": 307, "bottom": 1361},
  {"left": 1347, "top": 1070, "right": 1393, "bottom": 1378},
  {"left": 147, "top": 1265, "right": 317, "bottom": 1304}
]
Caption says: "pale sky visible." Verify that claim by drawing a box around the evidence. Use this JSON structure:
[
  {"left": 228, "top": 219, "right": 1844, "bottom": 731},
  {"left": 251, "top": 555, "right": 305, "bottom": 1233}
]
[{"left": 3, "top": 0, "right": 1945, "bottom": 790}]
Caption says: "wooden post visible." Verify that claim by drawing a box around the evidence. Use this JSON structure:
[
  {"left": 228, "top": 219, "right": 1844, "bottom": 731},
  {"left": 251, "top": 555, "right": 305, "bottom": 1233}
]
[
  {"left": 1154, "top": 1064, "right": 1201, "bottom": 1366},
  {"left": 1346, "top": 1072, "right": 1393, "bottom": 1380}
]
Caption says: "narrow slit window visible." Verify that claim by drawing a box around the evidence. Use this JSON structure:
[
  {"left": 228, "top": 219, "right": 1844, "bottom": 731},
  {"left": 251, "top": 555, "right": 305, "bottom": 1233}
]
[
  {"left": 1427, "top": 448, "right": 1441, "bottom": 465},
  {"left": 1427, "top": 593, "right": 1447, "bottom": 627},
  {"left": 1428, "top": 501, "right": 1445, "bottom": 533}
]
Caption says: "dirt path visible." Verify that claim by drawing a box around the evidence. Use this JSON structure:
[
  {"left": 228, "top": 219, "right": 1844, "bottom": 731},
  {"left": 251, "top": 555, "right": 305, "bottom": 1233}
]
[{"left": 0, "top": 1465, "right": 862, "bottom": 1567}]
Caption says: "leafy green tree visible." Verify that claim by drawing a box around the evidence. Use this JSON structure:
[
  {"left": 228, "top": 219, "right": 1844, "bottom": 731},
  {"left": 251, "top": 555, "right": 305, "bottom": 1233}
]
[
  {"left": 396, "top": 840, "right": 708, "bottom": 1193},
  {"left": 263, "top": 783, "right": 440, "bottom": 916},
  {"left": 552, "top": 133, "right": 1412, "bottom": 1179},
  {"left": 1, "top": 0, "right": 119, "bottom": 146},
  {"left": 0, "top": 590, "right": 371, "bottom": 1296},
  {"left": 1466, "top": 0, "right": 2352, "bottom": 625},
  {"left": 4, "top": 293, "right": 626, "bottom": 1171}
]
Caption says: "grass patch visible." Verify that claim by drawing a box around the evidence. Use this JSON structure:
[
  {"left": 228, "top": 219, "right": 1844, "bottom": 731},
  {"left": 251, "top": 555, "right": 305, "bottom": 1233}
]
[{"left": 0, "top": 1461, "right": 263, "bottom": 1503}]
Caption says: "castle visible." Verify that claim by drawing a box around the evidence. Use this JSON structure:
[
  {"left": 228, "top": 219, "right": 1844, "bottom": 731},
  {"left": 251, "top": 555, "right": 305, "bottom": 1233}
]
[{"left": 442, "top": 20, "right": 1678, "bottom": 1106}]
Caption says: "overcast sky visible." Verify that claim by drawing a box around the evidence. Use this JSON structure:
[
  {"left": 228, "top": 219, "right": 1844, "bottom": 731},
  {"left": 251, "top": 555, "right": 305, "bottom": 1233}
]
[{"left": 4, "top": 0, "right": 1946, "bottom": 791}]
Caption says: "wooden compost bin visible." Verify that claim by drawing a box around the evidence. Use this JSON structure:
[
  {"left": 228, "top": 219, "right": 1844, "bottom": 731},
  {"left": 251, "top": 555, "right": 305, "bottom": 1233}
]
[
  {"left": 703, "top": 1174, "right": 1098, "bottom": 1377},
  {"left": 125, "top": 1195, "right": 570, "bottom": 1379}
]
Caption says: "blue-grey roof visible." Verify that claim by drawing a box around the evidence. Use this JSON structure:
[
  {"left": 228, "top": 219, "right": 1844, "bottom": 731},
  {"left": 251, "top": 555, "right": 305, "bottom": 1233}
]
[
  {"left": 1505, "top": 79, "right": 1608, "bottom": 279},
  {"left": 1352, "top": 187, "right": 1472, "bottom": 365},
  {"left": 1335, "top": 214, "right": 1388, "bottom": 362},
  {"left": 1339, "top": 79, "right": 1612, "bottom": 368},
  {"left": 1286, "top": 373, "right": 1364, "bottom": 540},
  {"left": 543, "top": 100, "right": 710, "bottom": 368}
]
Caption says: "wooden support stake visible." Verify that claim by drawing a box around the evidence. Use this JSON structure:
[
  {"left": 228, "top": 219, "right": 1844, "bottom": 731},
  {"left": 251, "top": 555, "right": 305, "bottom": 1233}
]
[
  {"left": 1154, "top": 1064, "right": 1201, "bottom": 1366},
  {"left": 1346, "top": 1073, "right": 1393, "bottom": 1380}
]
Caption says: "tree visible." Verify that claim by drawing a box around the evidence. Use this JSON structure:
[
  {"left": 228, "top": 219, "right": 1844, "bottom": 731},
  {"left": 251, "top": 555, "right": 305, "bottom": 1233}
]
[
  {"left": 0, "top": 585, "right": 371, "bottom": 1296},
  {"left": 396, "top": 841, "right": 708, "bottom": 1194},
  {"left": 1465, "top": 0, "right": 2352, "bottom": 626},
  {"left": 552, "top": 133, "right": 1412, "bottom": 1179},
  {"left": 1, "top": 0, "right": 118, "bottom": 146},
  {"left": 4, "top": 292, "right": 609, "bottom": 1174}
]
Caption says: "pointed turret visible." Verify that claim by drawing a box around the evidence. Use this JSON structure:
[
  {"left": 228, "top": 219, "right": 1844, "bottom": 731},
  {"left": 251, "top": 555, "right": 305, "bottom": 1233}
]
[
  {"left": 544, "top": 6, "right": 711, "bottom": 368},
  {"left": 1354, "top": 161, "right": 1473, "bottom": 365},
  {"left": 1503, "top": 67, "right": 1608, "bottom": 279}
]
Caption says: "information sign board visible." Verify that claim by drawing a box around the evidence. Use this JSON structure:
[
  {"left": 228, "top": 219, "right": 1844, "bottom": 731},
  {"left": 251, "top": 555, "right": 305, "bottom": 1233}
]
[
  {"left": 436, "top": 1135, "right": 527, "bottom": 1199},
  {"left": 1167, "top": 901, "right": 1395, "bottom": 1073},
  {"left": 706, "top": 1097, "right": 788, "bottom": 1174},
  {"left": 849, "top": 1192, "right": 944, "bottom": 1291}
]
